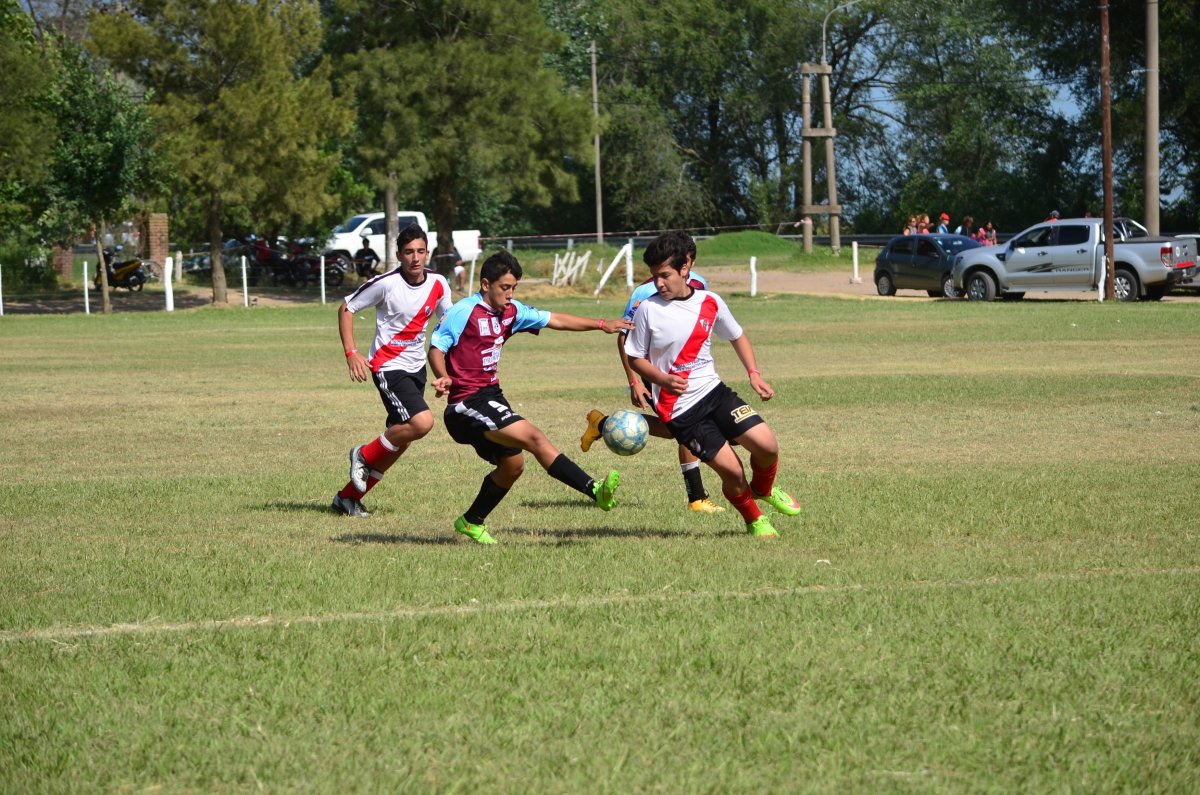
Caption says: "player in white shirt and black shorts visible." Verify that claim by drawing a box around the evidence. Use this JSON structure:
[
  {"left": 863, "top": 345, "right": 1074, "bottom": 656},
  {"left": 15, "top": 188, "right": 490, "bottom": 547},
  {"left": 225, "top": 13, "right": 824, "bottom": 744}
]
[
  {"left": 332, "top": 224, "right": 453, "bottom": 517},
  {"left": 623, "top": 231, "right": 801, "bottom": 538}
]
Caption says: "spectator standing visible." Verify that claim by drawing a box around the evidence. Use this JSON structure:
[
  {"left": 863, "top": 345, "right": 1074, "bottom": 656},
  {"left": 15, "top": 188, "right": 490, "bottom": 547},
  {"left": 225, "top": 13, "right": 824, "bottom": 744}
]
[
  {"left": 936, "top": 213, "right": 950, "bottom": 234},
  {"left": 954, "top": 215, "right": 975, "bottom": 237}
]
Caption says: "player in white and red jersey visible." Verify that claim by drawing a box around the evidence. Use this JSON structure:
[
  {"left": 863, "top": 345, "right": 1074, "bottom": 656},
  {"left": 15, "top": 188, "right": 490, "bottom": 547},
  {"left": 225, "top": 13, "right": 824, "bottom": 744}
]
[
  {"left": 579, "top": 250, "right": 725, "bottom": 514},
  {"left": 331, "top": 224, "right": 453, "bottom": 517},
  {"left": 623, "top": 231, "right": 801, "bottom": 538},
  {"left": 428, "top": 250, "right": 632, "bottom": 544}
]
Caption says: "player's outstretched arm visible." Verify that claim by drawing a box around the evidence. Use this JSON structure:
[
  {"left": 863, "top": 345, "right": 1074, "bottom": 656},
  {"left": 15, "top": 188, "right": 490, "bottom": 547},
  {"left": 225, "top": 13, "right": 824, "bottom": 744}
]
[
  {"left": 546, "top": 313, "right": 634, "bottom": 333},
  {"left": 729, "top": 334, "right": 774, "bottom": 401},
  {"left": 428, "top": 347, "right": 452, "bottom": 398},
  {"left": 338, "top": 303, "right": 370, "bottom": 383}
]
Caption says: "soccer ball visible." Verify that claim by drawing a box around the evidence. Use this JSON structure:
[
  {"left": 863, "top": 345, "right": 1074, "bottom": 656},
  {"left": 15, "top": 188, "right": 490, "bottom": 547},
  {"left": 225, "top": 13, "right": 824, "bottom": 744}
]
[{"left": 602, "top": 409, "right": 649, "bottom": 456}]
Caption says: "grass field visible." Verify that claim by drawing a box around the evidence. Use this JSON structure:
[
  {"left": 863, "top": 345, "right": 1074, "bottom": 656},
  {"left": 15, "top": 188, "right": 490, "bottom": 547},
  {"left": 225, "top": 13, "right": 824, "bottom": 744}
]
[{"left": 1, "top": 293, "right": 1198, "bottom": 792}]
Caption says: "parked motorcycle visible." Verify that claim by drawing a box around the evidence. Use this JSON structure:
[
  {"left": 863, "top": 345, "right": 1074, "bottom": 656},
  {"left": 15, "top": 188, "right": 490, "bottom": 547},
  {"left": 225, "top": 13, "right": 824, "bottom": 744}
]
[
  {"left": 93, "top": 247, "right": 150, "bottom": 292},
  {"left": 287, "top": 240, "right": 346, "bottom": 288}
]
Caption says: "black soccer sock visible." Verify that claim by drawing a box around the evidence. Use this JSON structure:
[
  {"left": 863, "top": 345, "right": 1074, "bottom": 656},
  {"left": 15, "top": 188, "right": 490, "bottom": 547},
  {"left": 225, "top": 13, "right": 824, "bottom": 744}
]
[
  {"left": 546, "top": 453, "right": 597, "bottom": 498},
  {"left": 464, "top": 475, "right": 510, "bottom": 525},
  {"left": 681, "top": 462, "right": 707, "bottom": 502}
]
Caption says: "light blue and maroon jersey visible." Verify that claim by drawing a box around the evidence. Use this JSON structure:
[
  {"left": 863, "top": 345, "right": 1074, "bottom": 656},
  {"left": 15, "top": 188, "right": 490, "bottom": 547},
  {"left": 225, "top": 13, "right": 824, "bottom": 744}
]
[
  {"left": 430, "top": 294, "right": 551, "bottom": 402},
  {"left": 622, "top": 272, "right": 708, "bottom": 323},
  {"left": 344, "top": 268, "right": 452, "bottom": 374}
]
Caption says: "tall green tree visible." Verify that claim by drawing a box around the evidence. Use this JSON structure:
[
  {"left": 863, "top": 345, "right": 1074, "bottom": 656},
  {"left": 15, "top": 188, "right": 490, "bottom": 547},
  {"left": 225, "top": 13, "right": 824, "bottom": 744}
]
[
  {"left": 35, "top": 40, "right": 159, "bottom": 313},
  {"left": 327, "top": 0, "right": 591, "bottom": 269},
  {"left": 90, "top": 0, "right": 354, "bottom": 303},
  {"left": 0, "top": 2, "right": 55, "bottom": 226}
]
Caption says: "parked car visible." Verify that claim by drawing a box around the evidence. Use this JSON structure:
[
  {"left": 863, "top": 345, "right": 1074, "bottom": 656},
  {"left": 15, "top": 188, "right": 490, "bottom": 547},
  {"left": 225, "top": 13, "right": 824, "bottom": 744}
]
[
  {"left": 323, "top": 211, "right": 482, "bottom": 275},
  {"left": 952, "top": 218, "right": 1198, "bottom": 301},
  {"left": 874, "top": 234, "right": 982, "bottom": 298}
]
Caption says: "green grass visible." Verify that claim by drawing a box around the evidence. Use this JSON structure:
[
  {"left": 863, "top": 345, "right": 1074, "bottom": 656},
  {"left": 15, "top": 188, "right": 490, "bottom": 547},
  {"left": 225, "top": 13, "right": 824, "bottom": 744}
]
[{"left": 2, "top": 296, "right": 1198, "bottom": 792}]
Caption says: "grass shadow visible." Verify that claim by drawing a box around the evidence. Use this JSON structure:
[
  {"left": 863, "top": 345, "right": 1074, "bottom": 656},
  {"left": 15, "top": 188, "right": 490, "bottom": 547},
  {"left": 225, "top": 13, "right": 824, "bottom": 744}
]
[{"left": 331, "top": 532, "right": 456, "bottom": 546}]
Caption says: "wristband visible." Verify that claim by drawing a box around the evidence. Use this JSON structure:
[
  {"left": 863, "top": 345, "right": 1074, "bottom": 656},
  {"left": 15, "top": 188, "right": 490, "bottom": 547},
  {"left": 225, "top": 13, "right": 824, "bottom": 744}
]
[
  {"left": 598, "top": 318, "right": 607, "bottom": 330},
  {"left": 345, "top": 348, "right": 358, "bottom": 358},
  {"left": 630, "top": 381, "right": 641, "bottom": 389},
  {"left": 748, "top": 368, "right": 761, "bottom": 376}
]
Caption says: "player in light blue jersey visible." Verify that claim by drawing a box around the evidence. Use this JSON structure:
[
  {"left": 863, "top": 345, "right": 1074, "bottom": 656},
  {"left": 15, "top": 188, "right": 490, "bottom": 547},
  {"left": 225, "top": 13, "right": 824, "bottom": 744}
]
[{"left": 580, "top": 253, "right": 724, "bottom": 514}]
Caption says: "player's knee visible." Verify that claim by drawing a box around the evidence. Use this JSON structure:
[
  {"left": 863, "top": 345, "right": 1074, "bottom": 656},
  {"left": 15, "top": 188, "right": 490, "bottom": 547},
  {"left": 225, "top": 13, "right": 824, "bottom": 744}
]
[
  {"left": 499, "top": 455, "right": 525, "bottom": 481},
  {"left": 409, "top": 412, "right": 434, "bottom": 439}
]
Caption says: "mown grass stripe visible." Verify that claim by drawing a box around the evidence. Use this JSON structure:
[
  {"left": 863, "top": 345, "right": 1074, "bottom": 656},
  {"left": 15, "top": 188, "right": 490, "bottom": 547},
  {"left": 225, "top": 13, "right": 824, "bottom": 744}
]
[{"left": 6, "top": 565, "right": 1196, "bottom": 644}]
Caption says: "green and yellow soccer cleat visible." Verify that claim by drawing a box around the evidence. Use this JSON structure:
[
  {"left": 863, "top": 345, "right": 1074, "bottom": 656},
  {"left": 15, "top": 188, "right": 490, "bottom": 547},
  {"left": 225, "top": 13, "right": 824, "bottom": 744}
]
[
  {"left": 580, "top": 409, "right": 606, "bottom": 452},
  {"left": 745, "top": 515, "right": 779, "bottom": 538},
  {"left": 454, "top": 515, "right": 497, "bottom": 545},
  {"left": 592, "top": 470, "right": 620, "bottom": 511},
  {"left": 754, "top": 485, "right": 802, "bottom": 516}
]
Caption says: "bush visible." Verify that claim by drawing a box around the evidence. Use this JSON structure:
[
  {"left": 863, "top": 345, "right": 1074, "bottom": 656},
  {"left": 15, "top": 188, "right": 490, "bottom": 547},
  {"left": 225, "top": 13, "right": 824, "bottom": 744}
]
[{"left": 0, "top": 237, "right": 58, "bottom": 293}]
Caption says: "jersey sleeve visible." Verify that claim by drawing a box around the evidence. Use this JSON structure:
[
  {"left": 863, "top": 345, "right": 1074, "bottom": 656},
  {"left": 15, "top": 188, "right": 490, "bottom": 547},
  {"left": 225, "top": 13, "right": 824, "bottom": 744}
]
[
  {"left": 343, "top": 278, "right": 385, "bottom": 314},
  {"left": 711, "top": 292, "right": 744, "bottom": 341},
  {"left": 434, "top": 275, "right": 453, "bottom": 320},
  {"left": 510, "top": 300, "right": 552, "bottom": 333},
  {"left": 622, "top": 282, "right": 655, "bottom": 322},
  {"left": 430, "top": 296, "right": 476, "bottom": 353},
  {"left": 624, "top": 300, "right": 652, "bottom": 359}
]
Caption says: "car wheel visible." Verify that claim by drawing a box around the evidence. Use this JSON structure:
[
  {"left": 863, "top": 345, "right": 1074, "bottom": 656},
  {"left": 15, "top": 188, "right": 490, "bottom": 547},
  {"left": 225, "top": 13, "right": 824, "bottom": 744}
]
[
  {"left": 940, "top": 274, "right": 961, "bottom": 299},
  {"left": 1115, "top": 268, "right": 1139, "bottom": 301},
  {"left": 875, "top": 271, "right": 896, "bottom": 296},
  {"left": 966, "top": 271, "right": 997, "bottom": 301}
]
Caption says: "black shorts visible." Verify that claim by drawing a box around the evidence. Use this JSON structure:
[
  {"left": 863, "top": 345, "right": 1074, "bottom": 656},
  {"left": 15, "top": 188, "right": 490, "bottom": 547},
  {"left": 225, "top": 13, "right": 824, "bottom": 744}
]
[
  {"left": 443, "top": 385, "right": 524, "bottom": 464},
  {"left": 665, "top": 382, "right": 764, "bottom": 462},
  {"left": 373, "top": 367, "right": 430, "bottom": 427}
]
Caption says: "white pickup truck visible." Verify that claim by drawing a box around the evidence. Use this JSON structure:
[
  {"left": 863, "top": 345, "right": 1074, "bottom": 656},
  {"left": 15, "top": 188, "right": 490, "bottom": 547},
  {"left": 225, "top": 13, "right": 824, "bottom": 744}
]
[
  {"left": 952, "top": 217, "right": 1198, "bottom": 301},
  {"left": 323, "top": 211, "right": 482, "bottom": 273}
]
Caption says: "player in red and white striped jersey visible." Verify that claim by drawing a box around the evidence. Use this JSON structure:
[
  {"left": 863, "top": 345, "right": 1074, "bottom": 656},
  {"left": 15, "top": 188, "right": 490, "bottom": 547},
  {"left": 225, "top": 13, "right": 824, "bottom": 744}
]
[
  {"left": 623, "top": 231, "right": 801, "bottom": 538},
  {"left": 332, "top": 224, "right": 453, "bottom": 518}
]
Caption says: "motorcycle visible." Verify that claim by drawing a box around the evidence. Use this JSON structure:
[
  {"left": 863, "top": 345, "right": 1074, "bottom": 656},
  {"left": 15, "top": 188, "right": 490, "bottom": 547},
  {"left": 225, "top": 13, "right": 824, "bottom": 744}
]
[
  {"left": 287, "top": 240, "right": 346, "bottom": 288},
  {"left": 93, "top": 247, "right": 150, "bottom": 292}
]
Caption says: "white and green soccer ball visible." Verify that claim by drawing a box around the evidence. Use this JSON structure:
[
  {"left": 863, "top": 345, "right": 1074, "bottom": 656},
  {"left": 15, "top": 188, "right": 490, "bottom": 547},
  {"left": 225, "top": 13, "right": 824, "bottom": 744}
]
[{"left": 602, "top": 409, "right": 649, "bottom": 456}]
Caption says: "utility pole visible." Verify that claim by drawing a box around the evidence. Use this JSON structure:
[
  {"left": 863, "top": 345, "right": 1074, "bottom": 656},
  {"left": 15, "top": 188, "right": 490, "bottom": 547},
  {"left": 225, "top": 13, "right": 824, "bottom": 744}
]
[
  {"left": 591, "top": 40, "right": 604, "bottom": 245},
  {"left": 1101, "top": 2, "right": 1115, "bottom": 300},
  {"left": 1144, "top": 0, "right": 1160, "bottom": 235}
]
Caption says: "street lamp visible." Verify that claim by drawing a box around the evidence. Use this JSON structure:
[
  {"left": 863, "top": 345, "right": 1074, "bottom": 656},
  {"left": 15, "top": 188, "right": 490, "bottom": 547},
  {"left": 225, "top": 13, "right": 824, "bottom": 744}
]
[{"left": 821, "top": 0, "right": 864, "bottom": 64}]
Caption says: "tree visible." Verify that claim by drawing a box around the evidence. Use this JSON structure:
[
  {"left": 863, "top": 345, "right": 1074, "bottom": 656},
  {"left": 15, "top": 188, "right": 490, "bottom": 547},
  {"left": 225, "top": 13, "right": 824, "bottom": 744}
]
[
  {"left": 35, "top": 40, "right": 159, "bottom": 313},
  {"left": 327, "top": 0, "right": 592, "bottom": 270},
  {"left": 0, "top": 2, "right": 55, "bottom": 227},
  {"left": 90, "top": 0, "right": 354, "bottom": 303}
]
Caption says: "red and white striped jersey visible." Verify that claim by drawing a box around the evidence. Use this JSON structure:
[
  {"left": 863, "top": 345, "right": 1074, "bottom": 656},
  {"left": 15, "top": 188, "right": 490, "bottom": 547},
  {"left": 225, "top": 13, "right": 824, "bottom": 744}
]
[
  {"left": 623, "top": 289, "right": 743, "bottom": 422},
  {"left": 343, "top": 268, "right": 452, "bottom": 374}
]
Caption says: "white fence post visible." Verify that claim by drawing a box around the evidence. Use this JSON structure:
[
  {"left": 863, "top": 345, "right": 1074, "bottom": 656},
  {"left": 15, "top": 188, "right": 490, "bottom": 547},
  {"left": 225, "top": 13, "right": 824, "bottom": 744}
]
[
  {"left": 625, "top": 239, "right": 634, "bottom": 288},
  {"left": 320, "top": 255, "right": 327, "bottom": 305},
  {"left": 83, "top": 262, "right": 90, "bottom": 315},
  {"left": 164, "top": 256, "right": 175, "bottom": 312},
  {"left": 241, "top": 255, "right": 249, "bottom": 308},
  {"left": 851, "top": 241, "right": 862, "bottom": 283},
  {"left": 594, "top": 242, "right": 634, "bottom": 297},
  {"left": 175, "top": 249, "right": 183, "bottom": 282},
  {"left": 750, "top": 256, "right": 758, "bottom": 297},
  {"left": 468, "top": 255, "right": 478, "bottom": 294},
  {"left": 1097, "top": 257, "right": 1106, "bottom": 302}
]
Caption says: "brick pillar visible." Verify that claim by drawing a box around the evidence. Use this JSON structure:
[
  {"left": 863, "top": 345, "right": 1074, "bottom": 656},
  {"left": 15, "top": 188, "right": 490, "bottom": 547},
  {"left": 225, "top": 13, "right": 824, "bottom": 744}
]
[
  {"left": 52, "top": 246, "right": 74, "bottom": 280},
  {"left": 147, "top": 214, "right": 170, "bottom": 276}
]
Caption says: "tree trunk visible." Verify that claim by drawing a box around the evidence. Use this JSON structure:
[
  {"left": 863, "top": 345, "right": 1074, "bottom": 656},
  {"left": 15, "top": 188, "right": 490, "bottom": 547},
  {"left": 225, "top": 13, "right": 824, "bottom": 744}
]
[
  {"left": 384, "top": 175, "right": 398, "bottom": 270},
  {"left": 94, "top": 228, "right": 112, "bottom": 315},
  {"left": 432, "top": 178, "right": 459, "bottom": 279},
  {"left": 208, "top": 192, "right": 228, "bottom": 304}
]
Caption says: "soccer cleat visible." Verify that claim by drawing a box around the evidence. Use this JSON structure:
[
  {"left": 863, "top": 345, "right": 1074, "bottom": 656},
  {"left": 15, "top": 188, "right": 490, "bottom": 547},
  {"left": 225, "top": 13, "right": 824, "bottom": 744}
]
[
  {"left": 592, "top": 469, "right": 620, "bottom": 511},
  {"left": 348, "top": 446, "right": 370, "bottom": 493},
  {"left": 454, "top": 515, "right": 497, "bottom": 545},
  {"left": 754, "top": 485, "right": 802, "bottom": 516},
  {"left": 745, "top": 516, "right": 779, "bottom": 538},
  {"left": 688, "top": 498, "right": 726, "bottom": 514},
  {"left": 580, "top": 409, "right": 606, "bottom": 452},
  {"left": 331, "top": 493, "right": 370, "bottom": 518}
]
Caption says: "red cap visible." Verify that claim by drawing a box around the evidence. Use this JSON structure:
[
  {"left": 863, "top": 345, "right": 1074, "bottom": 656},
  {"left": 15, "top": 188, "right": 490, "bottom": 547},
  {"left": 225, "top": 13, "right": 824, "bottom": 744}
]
[{"left": 940, "top": 212, "right": 950, "bottom": 221}]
